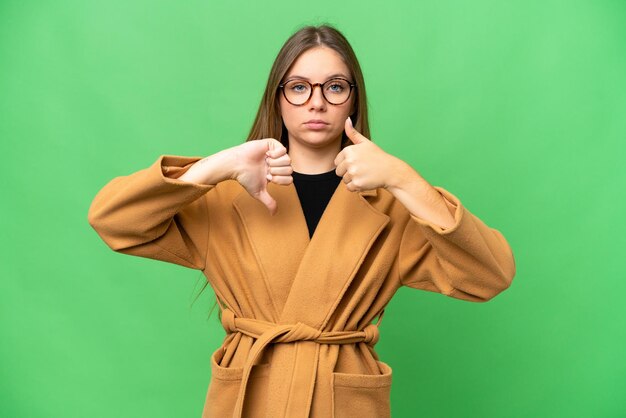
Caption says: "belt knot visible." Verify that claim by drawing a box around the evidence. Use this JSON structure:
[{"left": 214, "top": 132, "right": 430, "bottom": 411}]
[
  {"left": 362, "top": 323, "right": 380, "bottom": 346},
  {"left": 273, "top": 322, "right": 322, "bottom": 343}
]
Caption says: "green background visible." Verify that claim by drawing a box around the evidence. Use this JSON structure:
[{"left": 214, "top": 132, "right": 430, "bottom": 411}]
[{"left": 1, "top": 0, "right": 624, "bottom": 417}]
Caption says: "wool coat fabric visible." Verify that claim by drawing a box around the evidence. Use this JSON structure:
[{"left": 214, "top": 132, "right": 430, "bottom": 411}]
[{"left": 88, "top": 155, "right": 516, "bottom": 418}]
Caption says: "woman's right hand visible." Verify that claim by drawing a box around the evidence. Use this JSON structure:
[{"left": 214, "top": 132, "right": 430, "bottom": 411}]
[
  {"left": 178, "top": 139, "right": 292, "bottom": 215},
  {"left": 232, "top": 138, "right": 293, "bottom": 215}
]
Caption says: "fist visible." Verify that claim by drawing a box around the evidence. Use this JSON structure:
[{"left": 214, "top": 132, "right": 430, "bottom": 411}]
[{"left": 233, "top": 138, "right": 293, "bottom": 215}]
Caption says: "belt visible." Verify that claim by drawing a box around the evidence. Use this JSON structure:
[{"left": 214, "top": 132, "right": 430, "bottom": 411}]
[{"left": 219, "top": 307, "right": 383, "bottom": 418}]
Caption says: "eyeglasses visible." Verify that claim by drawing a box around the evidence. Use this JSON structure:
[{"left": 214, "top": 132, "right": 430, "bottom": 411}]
[{"left": 278, "top": 78, "right": 356, "bottom": 106}]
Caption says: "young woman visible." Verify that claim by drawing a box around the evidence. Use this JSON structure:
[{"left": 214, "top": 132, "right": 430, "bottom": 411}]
[{"left": 88, "top": 24, "right": 516, "bottom": 418}]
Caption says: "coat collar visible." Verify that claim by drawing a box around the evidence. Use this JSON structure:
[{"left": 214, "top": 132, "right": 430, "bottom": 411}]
[{"left": 233, "top": 182, "right": 389, "bottom": 325}]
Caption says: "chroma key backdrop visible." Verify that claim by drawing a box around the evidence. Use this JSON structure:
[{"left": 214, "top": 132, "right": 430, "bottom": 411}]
[{"left": 1, "top": 1, "right": 624, "bottom": 417}]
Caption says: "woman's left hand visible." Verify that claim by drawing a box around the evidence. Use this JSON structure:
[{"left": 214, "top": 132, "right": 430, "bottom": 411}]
[{"left": 334, "top": 117, "right": 409, "bottom": 192}]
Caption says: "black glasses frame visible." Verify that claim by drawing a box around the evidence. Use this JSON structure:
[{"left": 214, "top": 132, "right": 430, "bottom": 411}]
[{"left": 278, "top": 78, "right": 356, "bottom": 106}]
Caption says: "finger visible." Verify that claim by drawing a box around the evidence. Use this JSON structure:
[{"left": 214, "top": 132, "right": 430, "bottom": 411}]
[
  {"left": 345, "top": 181, "right": 359, "bottom": 192},
  {"left": 341, "top": 172, "right": 352, "bottom": 184},
  {"left": 270, "top": 174, "right": 293, "bottom": 185},
  {"left": 254, "top": 189, "right": 277, "bottom": 215},
  {"left": 266, "top": 147, "right": 286, "bottom": 159},
  {"left": 269, "top": 165, "right": 293, "bottom": 176},
  {"left": 266, "top": 139, "right": 287, "bottom": 158},
  {"left": 334, "top": 150, "right": 346, "bottom": 167},
  {"left": 344, "top": 117, "right": 368, "bottom": 145},
  {"left": 267, "top": 153, "right": 291, "bottom": 167},
  {"left": 335, "top": 160, "right": 347, "bottom": 177}
]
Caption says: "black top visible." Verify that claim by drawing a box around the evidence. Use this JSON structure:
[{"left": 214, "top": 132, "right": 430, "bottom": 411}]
[{"left": 292, "top": 168, "right": 342, "bottom": 238}]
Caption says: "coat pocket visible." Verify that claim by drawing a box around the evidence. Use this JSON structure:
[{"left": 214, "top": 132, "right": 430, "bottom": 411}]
[
  {"left": 332, "top": 360, "right": 392, "bottom": 418},
  {"left": 202, "top": 347, "right": 270, "bottom": 418}
]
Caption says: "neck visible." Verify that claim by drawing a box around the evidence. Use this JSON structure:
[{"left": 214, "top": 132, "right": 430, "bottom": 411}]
[{"left": 288, "top": 138, "right": 342, "bottom": 174}]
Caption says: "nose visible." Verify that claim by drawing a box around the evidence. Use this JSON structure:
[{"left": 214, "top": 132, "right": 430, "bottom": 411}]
[{"left": 309, "top": 84, "right": 326, "bottom": 109}]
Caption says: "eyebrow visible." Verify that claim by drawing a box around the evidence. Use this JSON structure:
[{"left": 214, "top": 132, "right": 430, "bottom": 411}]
[{"left": 285, "top": 73, "right": 350, "bottom": 81}]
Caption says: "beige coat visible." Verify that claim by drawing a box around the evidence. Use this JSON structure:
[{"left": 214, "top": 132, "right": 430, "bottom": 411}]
[{"left": 88, "top": 155, "right": 516, "bottom": 418}]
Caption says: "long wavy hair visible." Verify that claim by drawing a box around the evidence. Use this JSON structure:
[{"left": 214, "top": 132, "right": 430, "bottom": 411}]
[{"left": 197, "top": 24, "right": 371, "bottom": 320}]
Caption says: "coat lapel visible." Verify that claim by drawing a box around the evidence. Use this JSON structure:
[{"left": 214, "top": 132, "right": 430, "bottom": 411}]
[
  {"left": 233, "top": 182, "right": 310, "bottom": 320},
  {"left": 279, "top": 182, "right": 389, "bottom": 327}
]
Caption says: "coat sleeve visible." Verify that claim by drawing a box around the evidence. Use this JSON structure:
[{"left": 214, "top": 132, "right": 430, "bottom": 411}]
[
  {"left": 87, "top": 155, "right": 215, "bottom": 270},
  {"left": 398, "top": 186, "right": 516, "bottom": 302}
]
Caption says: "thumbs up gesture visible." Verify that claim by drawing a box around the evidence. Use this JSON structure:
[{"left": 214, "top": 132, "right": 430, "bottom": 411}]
[{"left": 334, "top": 117, "right": 403, "bottom": 192}]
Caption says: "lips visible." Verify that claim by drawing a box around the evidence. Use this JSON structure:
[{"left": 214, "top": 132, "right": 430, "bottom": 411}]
[{"left": 303, "top": 120, "right": 329, "bottom": 130}]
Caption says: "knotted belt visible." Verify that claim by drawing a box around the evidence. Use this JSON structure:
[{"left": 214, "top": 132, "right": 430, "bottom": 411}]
[{"left": 219, "top": 307, "right": 383, "bottom": 418}]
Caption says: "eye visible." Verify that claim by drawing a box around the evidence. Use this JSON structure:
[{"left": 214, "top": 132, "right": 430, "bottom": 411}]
[
  {"left": 286, "top": 81, "right": 309, "bottom": 93},
  {"left": 328, "top": 83, "right": 344, "bottom": 92},
  {"left": 325, "top": 79, "right": 349, "bottom": 93}
]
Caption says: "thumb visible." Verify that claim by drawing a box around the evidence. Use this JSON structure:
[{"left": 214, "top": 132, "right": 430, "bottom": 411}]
[
  {"left": 254, "top": 188, "right": 278, "bottom": 216},
  {"left": 344, "top": 117, "right": 367, "bottom": 144}
]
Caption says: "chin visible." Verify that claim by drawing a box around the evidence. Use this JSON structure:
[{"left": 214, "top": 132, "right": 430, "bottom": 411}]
[{"left": 298, "top": 133, "right": 341, "bottom": 148}]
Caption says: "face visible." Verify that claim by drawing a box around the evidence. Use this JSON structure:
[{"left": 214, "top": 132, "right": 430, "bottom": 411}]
[{"left": 279, "top": 46, "right": 355, "bottom": 151}]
